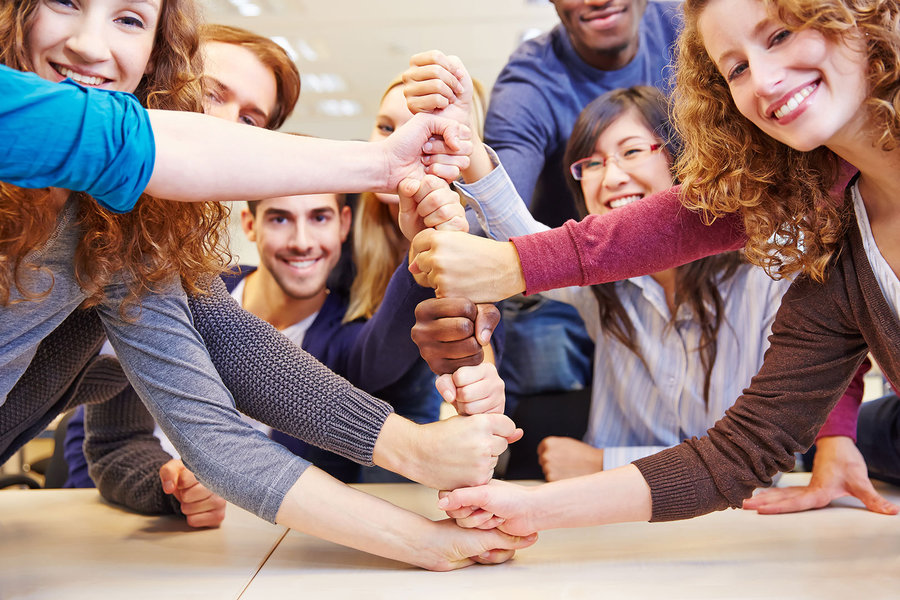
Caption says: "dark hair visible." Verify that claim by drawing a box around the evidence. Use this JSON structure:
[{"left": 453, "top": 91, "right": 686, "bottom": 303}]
[
  {"left": 201, "top": 24, "right": 301, "bottom": 130},
  {"left": 246, "top": 192, "right": 346, "bottom": 217},
  {"left": 563, "top": 86, "right": 742, "bottom": 406}
]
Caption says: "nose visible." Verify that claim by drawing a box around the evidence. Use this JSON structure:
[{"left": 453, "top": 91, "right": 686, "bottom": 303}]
[
  {"left": 289, "top": 221, "right": 314, "bottom": 252},
  {"left": 749, "top": 53, "right": 785, "bottom": 99},
  {"left": 64, "top": 16, "right": 113, "bottom": 64},
  {"left": 601, "top": 157, "right": 631, "bottom": 188}
]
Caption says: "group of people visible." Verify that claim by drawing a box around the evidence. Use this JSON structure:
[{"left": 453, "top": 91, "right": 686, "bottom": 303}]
[{"left": 2, "top": 0, "right": 899, "bottom": 571}]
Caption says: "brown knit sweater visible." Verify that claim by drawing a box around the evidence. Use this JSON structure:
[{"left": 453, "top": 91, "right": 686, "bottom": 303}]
[{"left": 634, "top": 212, "right": 900, "bottom": 521}]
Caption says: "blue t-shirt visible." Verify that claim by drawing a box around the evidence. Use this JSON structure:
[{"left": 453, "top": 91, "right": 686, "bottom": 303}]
[
  {"left": 484, "top": 0, "right": 682, "bottom": 227},
  {"left": 0, "top": 64, "right": 154, "bottom": 213}
]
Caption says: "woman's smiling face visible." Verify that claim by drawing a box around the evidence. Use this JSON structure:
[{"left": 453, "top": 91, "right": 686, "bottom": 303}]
[
  {"left": 698, "top": 0, "right": 868, "bottom": 152},
  {"left": 27, "top": 0, "right": 161, "bottom": 93},
  {"left": 580, "top": 108, "right": 674, "bottom": 216}
]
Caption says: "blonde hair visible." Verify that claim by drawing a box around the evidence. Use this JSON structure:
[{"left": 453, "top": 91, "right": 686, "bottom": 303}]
[
  {"left": 345, "top": 75, "right": 487, "bottom": 321},
  {"left": 672, "top": 0, "right": 900, "bottom": 282},
  {"left": 0, "top": 0, "right": 230, "bottom": 309}
]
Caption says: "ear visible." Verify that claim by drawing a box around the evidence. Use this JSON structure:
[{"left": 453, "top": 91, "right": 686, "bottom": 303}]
[
  {"left": 338, "top": 205, "right": 352, "bottom": 242},
  {"left": 241, "top": 208, "right": 257, "bottom": 242}
]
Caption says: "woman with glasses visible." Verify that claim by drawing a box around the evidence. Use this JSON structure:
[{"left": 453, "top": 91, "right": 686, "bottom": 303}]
[{"left": 446, "top": 85, "right": 833, "bottom": 480}]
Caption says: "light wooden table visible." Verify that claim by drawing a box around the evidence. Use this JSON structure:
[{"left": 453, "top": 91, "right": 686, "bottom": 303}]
[
  {"left": 2, "top": 475, "right": 899, "bottom": 600},
  {"left": 0, "top": 489, "right": 286, "bottom": 600}
]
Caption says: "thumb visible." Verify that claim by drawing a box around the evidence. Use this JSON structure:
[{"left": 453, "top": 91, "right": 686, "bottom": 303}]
[
  {"left": 437, "top": 486, "right": 488, "bottom": 511},
  {"left": 435, "top": 373, "right": 457, "bottom": 403},
  {"left": 853, "top": 481, "right": 900, "bottom": 515},
  {"left": 159, "top": 461, "right": 181, "bottom": 495},
  {"left": 474, "top": 304, "right": 500, "bottom": 346}
]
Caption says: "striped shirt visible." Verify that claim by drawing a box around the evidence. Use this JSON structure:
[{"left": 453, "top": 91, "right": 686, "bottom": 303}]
[{"left": 457, "top": 152, "right": 791, "bottom": 468}]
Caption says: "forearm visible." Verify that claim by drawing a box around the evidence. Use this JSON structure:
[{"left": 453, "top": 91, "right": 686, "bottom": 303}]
[
  {"left": 529, "top": 465, "right": 652, "bottom": 529},
  {"left": 189, "top": 277, "right": 392, "bottom": 465},
  {"left": 511, "top": 186, "right": 746, "bottom": 294},
  {"left": 275, "top": 466, "right": 446, "bottom": 569},
  {"left": 146, "top": 110, "right": 386, "bottom": 201},
  {"left": 84, "top": 387, "right": 181, "bottom": 515}
]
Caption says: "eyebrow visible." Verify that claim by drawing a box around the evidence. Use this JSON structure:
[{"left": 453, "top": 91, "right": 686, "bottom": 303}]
[
  {"left": 712, "top": 16, "right": 773, "bottom": 68},
  {"left": 127, "top": 0, "right": 162, "bottom": 11},
  {"left": 201, "top": 76, "right": 270, "bottom": 124}
]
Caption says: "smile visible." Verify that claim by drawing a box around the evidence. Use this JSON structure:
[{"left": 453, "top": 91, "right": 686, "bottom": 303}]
[
  {"left": 772, "top": 82, "right": 817, "bottom": 120},
  {"left": 285, "top": 258, "right": 320, "bottom": 270},
  {"left": 51, "top": 63, "right": 108, "bottom": 87},
  {"left": 606, "top": 194, "right": 642, "bottom": 209}
]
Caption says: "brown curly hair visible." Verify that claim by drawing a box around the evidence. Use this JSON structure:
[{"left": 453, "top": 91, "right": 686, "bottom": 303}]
[
  {"left": 0, "top": 0, "right": 230, "bottom": 308},
  {"left": 672, "top": 0, "right": 900, "bottom": 282}
]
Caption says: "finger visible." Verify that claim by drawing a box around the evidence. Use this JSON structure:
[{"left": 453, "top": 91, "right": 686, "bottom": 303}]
[
  {"left": 489, "top": 434, "right": 510, "bottom": 457},
  {"left": 742, "top": 488, "right": 824, "bottom": 514},
  {"left": 458, "top": 397, "right": 502, "bottom": 416},
  {"left": 474, "top": 304, "right": 501, "bottom": 345},
  {"left": 455, "top": 508, "right": 499, "bottom": 529},
  {"left": 438, "top": 486, "right": 491, "bottom": 512},
  {"left": 484, "top": 531, "right": 539, "bottom": 552},
  {"left": 398, "top": 177, "right": 421, "bottom": 206},
  {"left": 184, "top": 506, "right": 226, "bottom": 529},
  {"left": 434, "top": 216, "right": 469, "bottom": 233},
  {"left": 486, "top": 413, "right": 519, "bottom": 440},
  {"left": 435, "top": 374, "right": 457, "bottom": 404},
  {"left": 159, "top": 462, "right": 182, "bottom": 495},
  {"left": 471, "top": 549, "right": 516, "bottom": 565},
  {"left": 415, "top": 297, "right": 477, "bottom": 322},
  {"left": 422, "top": 205, "right": 465, "bottom": 230},
  {"left": 850, "top": 482, "right": 900, "bottom": 515},
  {"left": 475, "top": 515, "right": 507, "bottom": 530}
]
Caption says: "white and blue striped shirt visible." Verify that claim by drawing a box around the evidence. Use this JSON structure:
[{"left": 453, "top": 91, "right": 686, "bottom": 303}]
[{"left": 457, "top": 151, "right": 791, "bottom": 469}]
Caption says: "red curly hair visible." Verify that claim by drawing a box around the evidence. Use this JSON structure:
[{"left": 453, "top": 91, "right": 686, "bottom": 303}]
[{"left": 0, "top": 0, "right": 230, "bottom": 308}]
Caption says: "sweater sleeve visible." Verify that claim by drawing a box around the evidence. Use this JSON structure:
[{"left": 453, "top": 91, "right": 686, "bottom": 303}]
[
  {"left": 84, "top": 385, "right": 182, "bottom": 515},
  {"left": 633, "top": 263, "right": 870, "bottom": 521},
  {"left": 187, "top": 277, "right": 393, "bottom": 466},
  {"left": 337, "top": 259, "right": 436, "bottom": 392},
  {"left": 0, "top": 65, "right": 153, "bottom": 213},
  {"left": 510, "top": 186, "right": 747, "bottom": 293}
]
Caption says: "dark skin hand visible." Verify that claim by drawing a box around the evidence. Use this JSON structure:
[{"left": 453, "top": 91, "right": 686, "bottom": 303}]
[{"left": 412, "top": 298, "right": 500, "bottom": 375}]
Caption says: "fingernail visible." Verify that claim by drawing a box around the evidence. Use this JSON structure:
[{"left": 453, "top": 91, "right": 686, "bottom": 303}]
[
  {"left": 479, "top": 552, "right": 491, "bottom": 559},
  {"left": 437, "top": 498, "right": 449, "bottom": 508}
]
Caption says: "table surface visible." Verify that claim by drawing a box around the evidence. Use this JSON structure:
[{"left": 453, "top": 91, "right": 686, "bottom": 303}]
[{"left": 2, "top": 474, "right": 899, "bottom": 600}]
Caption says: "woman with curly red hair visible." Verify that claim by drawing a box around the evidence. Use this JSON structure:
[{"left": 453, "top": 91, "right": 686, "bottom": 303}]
[
  {"left": 0, "top": 0, "right": 535, "bottom": 569},
  {"left": 435, "top": 0, "right": 900, "bottom": 531}
]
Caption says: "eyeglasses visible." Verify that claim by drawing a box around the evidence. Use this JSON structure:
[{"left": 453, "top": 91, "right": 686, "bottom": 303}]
[{"left": 569, "top": 142, "right": 665, "bottom": 181}]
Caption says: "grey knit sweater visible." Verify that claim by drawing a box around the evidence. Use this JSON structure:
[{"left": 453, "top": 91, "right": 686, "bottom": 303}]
[{"left": 7, "top": 276, "right": 393, "bottom": 515}]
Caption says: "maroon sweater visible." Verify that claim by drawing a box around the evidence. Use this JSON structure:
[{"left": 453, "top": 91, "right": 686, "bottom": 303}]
[{"left": 630, "top": 214, "right": 899, "bottom": 520}]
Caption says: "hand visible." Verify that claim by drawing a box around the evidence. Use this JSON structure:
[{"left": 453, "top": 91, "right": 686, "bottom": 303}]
[
  {"left": 411, "top": 297, "right": 500, "bottom": 374},
  {"left": 742, "top": 436, "right": 900, "bottom": 515},
  {"left": 437, "top": 361, "right": 505, "bottom": 415},
  {"left": 438, "top": 479, "right": 540, "bottom": 537},
  {"left": 403, "top": 51, "right": 472, "bottom": 129},
  {"left": 397, "top": 175, "right": 467, "bottom": 242},
  {"left": 373, "top": 413, "right": 523, "bottom": 490},
  {"left": 159, "top": 459, "right": 227, "bottom": 528},
  {"left": 409, "top": 230, "right": 526, "bottom": 301},
  {"left": 537, "top": 436, "right": 605, "bottom": 481},
  {"left": 425, "top": 518, "right": 538, "bottom": 571},
  {"left": 381, "top": 113, "right": 472, "bottom": 189}
]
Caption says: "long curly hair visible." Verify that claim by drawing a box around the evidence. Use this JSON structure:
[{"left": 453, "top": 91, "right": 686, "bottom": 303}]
[
  {"left": 0, "top": 0, "right": 230, "bottom": 308},
  {"left": 564, "top": 86, "right": 743, "bottom": 406},
  {"left": 673, "top": 0, "right": 900, "bottom": 282}
]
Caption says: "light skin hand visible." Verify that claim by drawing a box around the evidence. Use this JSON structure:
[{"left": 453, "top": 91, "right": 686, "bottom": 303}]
[
  {"left": 372, "top": 412, "right": 523, "bottom": 490},
  {"left": 411, "top": 298, "right": 500, "bottom": 375},
  {"left": 381, "top": 112, "right": 473, "bottom": 189},
  {"left": 409, "top": 230, "right": 526, "bottom": 301},
  {"left": 159, "top": 459, "right": 227, "bottom": 528},
  {"left": 436, "top": 361, "right": 505, "bottom": 415},
  {"left": 275, "top": 466, "right": 536, "bottom": 571},
  {"left": 537, "top": 436, "right": 605, "bottom": 482},
  {"left": 398, "top": 175, "right": 467, "bottom": 243},
  {"left": 403, "top": 50, "right": 494, "bottom": 182},
  {"left": 742, "top": 436, "right": 899, "bottom": 515},
  {"left": 440, "top": 465, "right": 653, "bottom": 534}
]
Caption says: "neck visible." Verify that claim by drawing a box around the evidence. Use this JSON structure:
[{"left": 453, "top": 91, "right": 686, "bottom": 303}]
[
  {"left": 240, "top": 269, "right": 326, "bottom": 330},
  {"left": 830, "top": 139, "right": 900, "bottom": 222},
  {"left": 649, "top": 268, "right": 678, "bottom": 315},
  {"left": 570, "top": 37, "right": 639, "bottom": 71}
]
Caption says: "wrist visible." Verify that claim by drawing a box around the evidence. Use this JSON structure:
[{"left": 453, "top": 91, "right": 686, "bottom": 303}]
[
  {"left": 372, "top": 414, "right": 423, "bottom": 482},
  {"left": 461, "top": 139, "right": 494, "bottom": 184},
  {"left": 500, "top": 242, "right": 527, "bottom": 298}
]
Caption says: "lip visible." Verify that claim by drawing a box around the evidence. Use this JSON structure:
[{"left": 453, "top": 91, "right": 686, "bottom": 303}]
[
  {"left": 581, "top": 4, "right": 627, "bottom": 29},
  {"left": 50, "top": 62, "right": 112, "bottom": 87},
  {"left": 767, "top": 80, "right": 819, "bottom": 125}
]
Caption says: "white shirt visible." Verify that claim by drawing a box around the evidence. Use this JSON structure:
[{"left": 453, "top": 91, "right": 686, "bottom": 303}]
[{"left": 852, "top": 181, "right": 900, "bottom": 322}]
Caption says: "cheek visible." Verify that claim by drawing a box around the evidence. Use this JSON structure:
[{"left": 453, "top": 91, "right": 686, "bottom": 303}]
[{"left": 581, "top": 181, "right": 608, "bottom": 215}]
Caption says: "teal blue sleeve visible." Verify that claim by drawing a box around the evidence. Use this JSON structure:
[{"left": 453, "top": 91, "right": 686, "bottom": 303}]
[{"left": 0, "top": 65, "right": 154, "bottom": 213}]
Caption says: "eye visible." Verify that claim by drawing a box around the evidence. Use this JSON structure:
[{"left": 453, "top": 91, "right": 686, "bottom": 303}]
[
  {"left": 770, "top": 29, "right": 791, "bottom": 47},
  {"left": 115, "top": 15, "right": 146, "bottom": 29},
  {"left": 621, "top": 147, "right": 646, "bottom": 158},
  {"left": 726, "top": 61, "right": 748, "bottom": 82},
  {"left": 49, "top": 0, "right": 77, "bottom": 8},
  {"left": 239, "top": 115, "right": 258, "bottom": 127},
  {"left": 376, "top": 123, "right": 394, "bottom": 135},
  {"left": 270, "top": 215, "right": 288, "bottom": 225},
  {"left": 204, "top": 91, "right": 223, "bottom": 105}
]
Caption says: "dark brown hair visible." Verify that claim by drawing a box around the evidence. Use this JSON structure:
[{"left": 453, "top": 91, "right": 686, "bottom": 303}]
[{"left": 564, "top": 86, "right": 743, "bottom": 405}]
